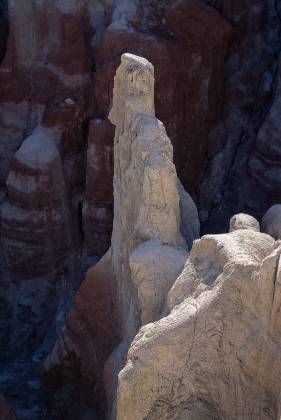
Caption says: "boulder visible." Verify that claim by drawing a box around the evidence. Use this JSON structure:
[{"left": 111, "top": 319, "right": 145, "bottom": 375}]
[
  {"left": 229, "top": 213, "right": 260, "bottom": 232},
  {"left": 261, "top": 204, "right": 281, "bottom": 240}
]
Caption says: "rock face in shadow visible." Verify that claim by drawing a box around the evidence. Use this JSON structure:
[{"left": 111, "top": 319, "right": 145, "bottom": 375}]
[
  {"left": 94, "top": 0, "right": 231, "bottom": 196},
  {"left": 0, "top": 0, "right": 8, "bottom": 63},
  {"left": 0, "top": 2, "right": 101, "bottom": 415},
  {"left": 83, "top": 118, "right": 115, "bottom": 258},
  {"left": 199, "top": 0, "right": 281, "bottom": 231},
  {"left": 117, "top": 229, "right": 280, "bottom": 420},
  {"left": 1, "top": 128, "right": 74, "bottom": 276},
  {"left": 41, "top": 53, "right": 199, "bottom": 419},
  {"left": 0, "top": 394, "right": 17, "bottom": 420},
  {"left": 249, "top": 57, "right": 281, "bottom": 199},
  {"left": 262, "top": 204, "right": 281, "bottom": 240}
]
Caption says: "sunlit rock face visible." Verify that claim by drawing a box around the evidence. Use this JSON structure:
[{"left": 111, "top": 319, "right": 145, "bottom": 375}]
[
  {"left": 117, "top": 229, "right": 281, "bottom": 420},
  {"left": 41, "top": 53, "right": 199, "bottom": 419}
]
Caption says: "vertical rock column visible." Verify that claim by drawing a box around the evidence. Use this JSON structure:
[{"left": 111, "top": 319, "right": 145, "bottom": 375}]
[
  {"left": 108, "top": 53, "right": 187, "bottom": 337},
  {"left": 42, "top": 53, "right": 195, "bottom": 419}
]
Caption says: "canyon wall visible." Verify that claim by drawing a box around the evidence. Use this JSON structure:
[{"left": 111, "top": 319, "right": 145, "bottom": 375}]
[
  {"left": 43, "top": 53, "right": 281, "bottom": 420},
  {"left": 0, "top": 0, "right": 281, "bottom": 418}
]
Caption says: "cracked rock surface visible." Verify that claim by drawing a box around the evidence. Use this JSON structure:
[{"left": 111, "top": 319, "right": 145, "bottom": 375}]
[{"left": 117, "top": 229, "right": 280, "bottom": 420}]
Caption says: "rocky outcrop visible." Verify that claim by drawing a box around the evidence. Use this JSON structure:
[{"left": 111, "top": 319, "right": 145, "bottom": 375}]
[
  {"left": 262, "top": 205, "right": 281, "bottom": 240},
  {"left": 108, "top": 53, "right": 188, "bottom": 335},
  {"left": 1, "top": 1, "right": 281, "bottom": 418},
  {"left": 117, "top": 229, "right": 279, "bottom": 420},
  {"left": 229, "top": 213, "right": 260, "bottom": 233},
  {"left": 41, "top": 53, "right": 198, "bottom": 419}
]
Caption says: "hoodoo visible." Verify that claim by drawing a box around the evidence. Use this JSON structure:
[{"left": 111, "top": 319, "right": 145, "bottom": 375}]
[{"left": 41, "top": 53, "right": 199, "bottom": 419}]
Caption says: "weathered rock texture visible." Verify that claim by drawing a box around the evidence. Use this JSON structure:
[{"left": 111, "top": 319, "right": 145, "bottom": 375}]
[
  {"left": 199, "top": 0, "right": 281, "bottom": 231},
  {"left": 229, "top": 213, "right": 260, "bottom": 233},
  {"left": 1, "top": 0, "right": 280, "bottom": 274},
  {"left": 1, "top": 0, "right": 281, "bottom": 418},
  {"left": 0, "top": 2, "right": 105, "bottom": 415},
  {"left": 83, "top": 118, "right": 114, "bottom": 258},
  {"left": 94, "top": 0, "right": 231, "bottom": 196},
  {"left": 41, "top": 53, "right": 199, "bottom": 419},
  {"left": 249, "top": 56, "right": 281, "bottom": 199},
  {"left": 117, "top": 229, "right": 280, "bottom": 420}
]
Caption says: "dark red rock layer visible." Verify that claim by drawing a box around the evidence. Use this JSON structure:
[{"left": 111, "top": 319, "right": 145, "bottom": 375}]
[
  {"left": 83, "top": 118, "right": 114, "bottom": 257},
  {"left": 41, "top": 252, "right": 119, "bottom": 419},
  {"left": 94, "top": 1, "right": 231, "bottom": 194}
]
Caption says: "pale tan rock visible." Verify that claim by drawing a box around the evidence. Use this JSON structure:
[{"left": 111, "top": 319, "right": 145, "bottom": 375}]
[
  {"left": 229, "top": 212, "right": 260, "bottom": 233},
  {"left": 261, "top": 204, "right": 281, "bottom": 240},
  {"left": 43, "top": 53, "right": 198, "bottom": 417},
  {"left": 129, "top": 239, "right": 187, "bottom": 325},
  {"left": 117, "top": 229, "right": 280, "bottom": 420},
  {"left": 109, "top": 53, "right": 187, "bottom": 338}
]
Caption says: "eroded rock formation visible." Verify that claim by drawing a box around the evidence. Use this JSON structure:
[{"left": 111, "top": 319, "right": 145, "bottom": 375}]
[
  {"left": 1, "top": 0, "right": 281, "bottom": 418},
  {"left": 117, "top": 229, "right": 280, "bottom": 420},
  {"left": 41, "top": 53, "right": 199, "bottom": 419},
  {"left": 229, "top": 213, "right": 260, "bottom": 233}
]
